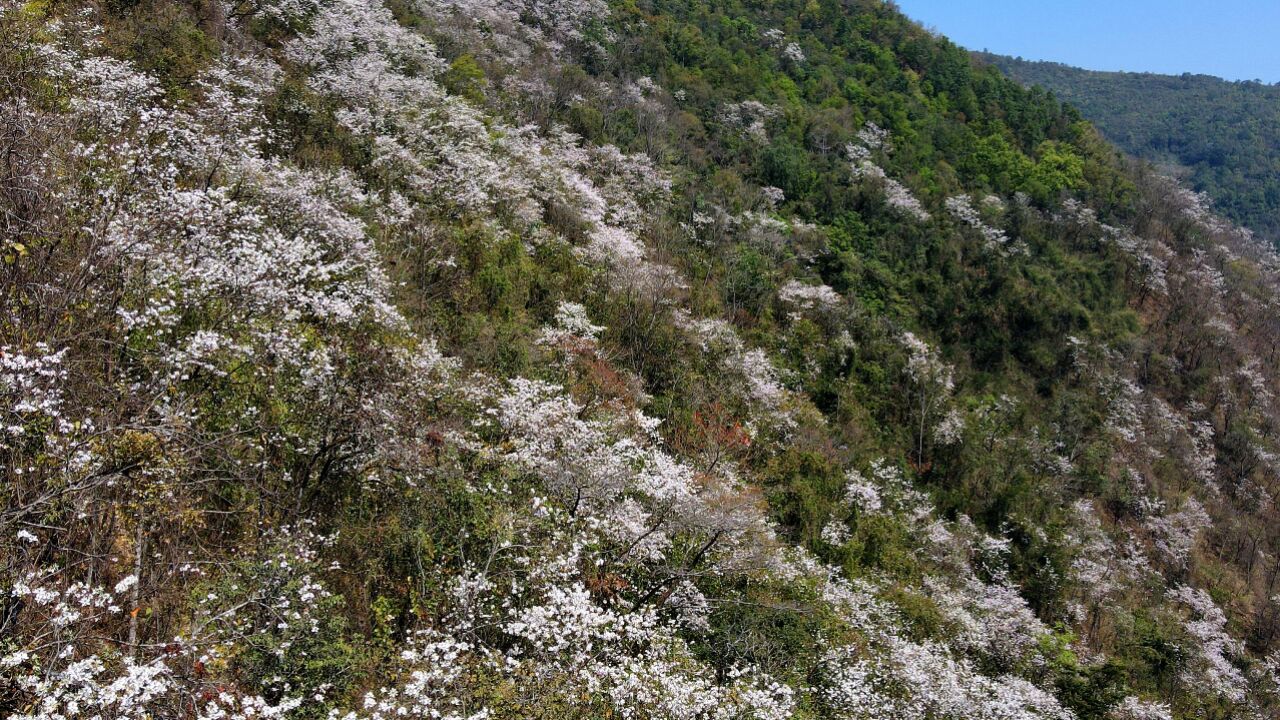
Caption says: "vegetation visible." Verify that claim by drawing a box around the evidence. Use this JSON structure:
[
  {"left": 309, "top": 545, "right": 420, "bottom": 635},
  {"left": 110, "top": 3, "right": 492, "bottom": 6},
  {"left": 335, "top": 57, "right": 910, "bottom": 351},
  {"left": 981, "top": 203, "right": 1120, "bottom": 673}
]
[
  {"left": 980, "top": 52, "right": 1280, "bottom": 244},
  {"left": 5, "top": 0, "right": 1280, "bottom": 719}
]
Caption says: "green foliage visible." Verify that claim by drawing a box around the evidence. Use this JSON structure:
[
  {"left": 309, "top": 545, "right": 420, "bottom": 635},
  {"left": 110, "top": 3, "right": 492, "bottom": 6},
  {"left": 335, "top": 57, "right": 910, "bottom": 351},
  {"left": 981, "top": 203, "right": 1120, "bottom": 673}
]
[
  {"left": 983, "top": 52, "right": 1280, "bottom": 243},
  {"left": 1029, "top": 141, "right": 1086, "bottom": 200},
  {"left": 106, "top": 0, "right": 217, "bottom": 99},
  {"left": 443, "top": 53, "right": 486, "bottom": 103},
  {"left": 196, "top": 549, "right": 360, "bottom": 718},
  {"left": 698, "top": 576, "right": 833, "bottom": 681},
  {"left": 723, "top": 247, "right": 777, "bottom": 317},
  {"left": 762, "top": 448, "right": 844, "bottom": 546}
]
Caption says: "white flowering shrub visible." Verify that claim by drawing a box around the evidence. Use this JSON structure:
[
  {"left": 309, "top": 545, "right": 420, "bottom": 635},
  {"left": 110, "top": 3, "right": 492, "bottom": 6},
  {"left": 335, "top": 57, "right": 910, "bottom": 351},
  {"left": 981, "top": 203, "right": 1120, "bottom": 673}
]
[
  {"left": 847, "top": 124, "right": 931, "bottom": 222},
  {"left": 1168, "top": 585, "right": 1249, "bottom": 703},
  {"left": 946, "top": 194, "right": 1011, "bottom": 251},
  {"left": 1144, "top": 497, "right": 1211, "bottom": 569},
  {"left": 901, "top": 331, "right": 956, "bottom": 461},
  {"left": 843, "top": 469, "right": 884, "bottom": 515},
  {"left": 1107, "top": 696, "right": 1173, "bottom": 720},
  {"left": 778, "top": 280, "right": 840, "bottom": 311}
]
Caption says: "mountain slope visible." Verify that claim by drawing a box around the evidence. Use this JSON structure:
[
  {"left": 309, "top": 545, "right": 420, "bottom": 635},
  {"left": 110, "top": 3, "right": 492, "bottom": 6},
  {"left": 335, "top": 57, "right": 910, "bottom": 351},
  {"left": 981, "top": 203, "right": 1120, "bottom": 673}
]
[
  {"left": 4, "top": 1, "right": 1280, "bottom": 719},
  {"left": 978, "top": 52, "right": 1280, "bottom": 244}
]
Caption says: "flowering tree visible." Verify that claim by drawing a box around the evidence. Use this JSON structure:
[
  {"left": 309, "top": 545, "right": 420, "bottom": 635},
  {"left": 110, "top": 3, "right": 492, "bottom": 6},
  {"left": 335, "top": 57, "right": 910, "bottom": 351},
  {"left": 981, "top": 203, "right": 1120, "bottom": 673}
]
[{"left": 900, "top": 331, "right": 956, "bottom": 463}]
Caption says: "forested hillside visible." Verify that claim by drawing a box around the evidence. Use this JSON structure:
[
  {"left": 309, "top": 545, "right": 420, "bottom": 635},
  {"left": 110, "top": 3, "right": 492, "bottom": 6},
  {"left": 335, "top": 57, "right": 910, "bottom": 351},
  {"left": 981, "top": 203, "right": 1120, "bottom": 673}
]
[
  {"left": 979, "top": 52, "right": 1280, "bottom": 244},
  {"left": 6, "top": 1, "right": 1280, "bottom": 719}
]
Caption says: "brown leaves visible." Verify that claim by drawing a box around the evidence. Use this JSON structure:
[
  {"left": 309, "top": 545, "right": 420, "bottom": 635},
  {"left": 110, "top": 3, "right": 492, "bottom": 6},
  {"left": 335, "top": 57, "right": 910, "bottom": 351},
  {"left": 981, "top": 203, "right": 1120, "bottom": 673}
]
[{"left": 585, "top": 572, "right": 629, "bottom": 604}]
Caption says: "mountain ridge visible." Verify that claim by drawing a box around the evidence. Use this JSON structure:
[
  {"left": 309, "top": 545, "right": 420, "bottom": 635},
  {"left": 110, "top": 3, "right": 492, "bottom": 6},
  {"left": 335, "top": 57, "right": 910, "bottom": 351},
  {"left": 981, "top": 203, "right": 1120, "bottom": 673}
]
[{"left": 977, "top": 50, "right": 1280, "bottom": 244}]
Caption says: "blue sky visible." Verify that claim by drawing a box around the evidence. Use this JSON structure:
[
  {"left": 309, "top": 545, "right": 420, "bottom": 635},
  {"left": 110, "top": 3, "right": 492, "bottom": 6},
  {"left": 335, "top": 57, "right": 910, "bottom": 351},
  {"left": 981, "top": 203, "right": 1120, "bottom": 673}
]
[{"left": 894, "top": 0, "right": 1280, "bottom": 83}]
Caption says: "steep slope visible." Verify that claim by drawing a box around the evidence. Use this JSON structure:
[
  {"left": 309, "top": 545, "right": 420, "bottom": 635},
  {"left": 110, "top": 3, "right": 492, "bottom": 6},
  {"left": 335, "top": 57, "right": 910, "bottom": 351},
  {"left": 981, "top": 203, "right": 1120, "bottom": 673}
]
[
  {"left": 979, "top": 52, "right": 1280, "bottom": 244},
  {"left": 4, "top": 1, "right": 1280, "bottom": 720}
]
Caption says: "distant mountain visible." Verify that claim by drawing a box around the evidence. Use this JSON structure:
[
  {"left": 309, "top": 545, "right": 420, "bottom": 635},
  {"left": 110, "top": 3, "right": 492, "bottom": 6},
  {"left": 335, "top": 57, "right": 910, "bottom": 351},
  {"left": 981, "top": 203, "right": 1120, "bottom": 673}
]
[{"left": 978, "top": 52, "right": 1280, "bottom": 243}]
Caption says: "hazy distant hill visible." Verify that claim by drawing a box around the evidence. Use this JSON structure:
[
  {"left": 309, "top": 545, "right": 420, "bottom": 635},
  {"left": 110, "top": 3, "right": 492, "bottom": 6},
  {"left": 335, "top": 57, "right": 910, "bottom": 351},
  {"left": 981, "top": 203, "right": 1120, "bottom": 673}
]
[{"left": 979, "top": 52, "right": 1280, "bottom": 243}]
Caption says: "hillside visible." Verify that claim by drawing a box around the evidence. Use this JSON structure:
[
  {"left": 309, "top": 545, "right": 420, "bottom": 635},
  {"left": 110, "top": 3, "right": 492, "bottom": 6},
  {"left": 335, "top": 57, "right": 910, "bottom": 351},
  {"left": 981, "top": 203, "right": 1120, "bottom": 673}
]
[
  {"left": 5, "top": 1, "right": 1280, "bottom": 719},
  {"left": 979, "top": 52, "right": 1280, "bottom": 244}
]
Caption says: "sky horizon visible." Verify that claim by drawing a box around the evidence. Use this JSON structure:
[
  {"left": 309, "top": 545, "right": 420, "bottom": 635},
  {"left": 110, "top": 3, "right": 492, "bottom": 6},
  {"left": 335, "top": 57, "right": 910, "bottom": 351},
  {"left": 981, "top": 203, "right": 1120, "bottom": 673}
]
[{"left": 895, "top": 0, "right": 1280, "bottom": 84}]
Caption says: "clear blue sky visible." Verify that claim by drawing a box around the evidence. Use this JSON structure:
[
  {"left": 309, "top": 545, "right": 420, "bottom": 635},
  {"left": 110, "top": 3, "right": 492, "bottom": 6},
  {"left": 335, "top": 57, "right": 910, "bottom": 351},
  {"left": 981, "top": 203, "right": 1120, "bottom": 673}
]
[{"left": 895, "top": 0, "right": 1280, "bottom": 83}]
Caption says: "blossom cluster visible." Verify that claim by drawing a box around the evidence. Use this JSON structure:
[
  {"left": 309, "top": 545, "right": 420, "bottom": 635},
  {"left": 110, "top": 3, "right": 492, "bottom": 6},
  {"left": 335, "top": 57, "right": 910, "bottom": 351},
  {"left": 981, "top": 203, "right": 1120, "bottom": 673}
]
[{"left": 847, "top": 124, "right": 931, "bottom": 222}]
